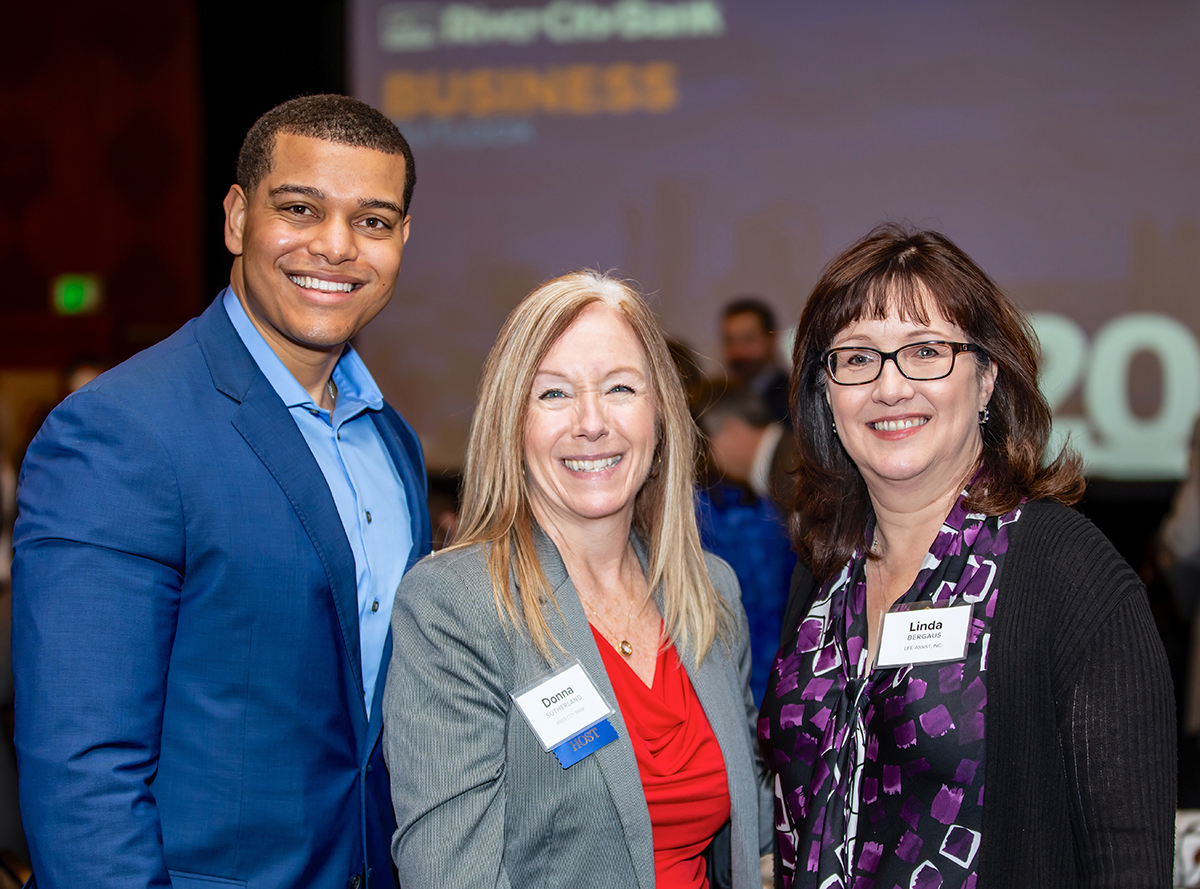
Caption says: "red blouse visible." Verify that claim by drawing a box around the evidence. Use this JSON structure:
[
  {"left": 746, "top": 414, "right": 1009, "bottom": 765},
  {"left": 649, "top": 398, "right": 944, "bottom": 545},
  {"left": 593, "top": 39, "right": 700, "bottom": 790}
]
[{"left": 593, "top": 627, "right": 731, "bottom": 889}]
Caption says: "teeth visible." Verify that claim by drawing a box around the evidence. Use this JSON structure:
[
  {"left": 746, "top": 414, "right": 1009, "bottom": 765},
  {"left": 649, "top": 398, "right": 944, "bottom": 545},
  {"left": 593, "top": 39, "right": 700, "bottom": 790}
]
[
  {"left": 288, "top": 275, "right": 354, "bottom": 293},
  {"left": 872, "top": 418, "right": 927, "bottom": 432},
  {"left": 564, "top": 456, "right": 621, "bottom": 473}
]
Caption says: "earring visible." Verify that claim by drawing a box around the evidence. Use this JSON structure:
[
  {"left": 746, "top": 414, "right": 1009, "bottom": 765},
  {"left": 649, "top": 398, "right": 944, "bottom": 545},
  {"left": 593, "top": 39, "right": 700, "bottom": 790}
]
[
  {"left": 978, "top": 406, "right": 990, "bottom": 425},
  {"left": 831, "top": 418, "right": 838, "bottom": 435},
  {"left": 646, "top": 449, "right": 663, "bottom": 479}
]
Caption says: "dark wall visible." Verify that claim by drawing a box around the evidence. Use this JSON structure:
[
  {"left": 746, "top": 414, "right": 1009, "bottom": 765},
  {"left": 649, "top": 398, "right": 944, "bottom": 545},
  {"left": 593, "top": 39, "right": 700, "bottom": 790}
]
[
  {"left": 0, "top": 0, "right": 348, "bottom": 368},
  {"left": 0, "top": 1, "right": 204, "bottom": 367},
  {"left": 197, "top": 0, "right": 347, "bottom": 305}
]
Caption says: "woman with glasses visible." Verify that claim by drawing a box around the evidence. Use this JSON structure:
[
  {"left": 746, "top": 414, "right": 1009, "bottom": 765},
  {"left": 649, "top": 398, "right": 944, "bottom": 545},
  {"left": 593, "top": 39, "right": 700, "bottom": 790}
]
[{"left": 758, "top": 224, "right": 1175, "bottom": 888}]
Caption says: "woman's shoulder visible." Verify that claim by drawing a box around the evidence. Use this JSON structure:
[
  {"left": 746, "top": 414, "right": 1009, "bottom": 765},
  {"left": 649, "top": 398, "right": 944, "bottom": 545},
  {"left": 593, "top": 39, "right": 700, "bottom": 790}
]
[
  {"left": 404, "top": 541, "right": 492, "bottom": 581},
  {"left": 1009, "top": 500, "right": 1129, "bottom": 571},
  {"left": 1003, "top": 498, "right": 1142, "bottom": 615},
  {"left": 396, "top": 542, "right": 501, "bottom": 618},
  {"left": 701, "top": 550, "right": 741, "bottom": 602},
  {"left": 1016, "top": 498, "right": 1091, "bottom": 529}
]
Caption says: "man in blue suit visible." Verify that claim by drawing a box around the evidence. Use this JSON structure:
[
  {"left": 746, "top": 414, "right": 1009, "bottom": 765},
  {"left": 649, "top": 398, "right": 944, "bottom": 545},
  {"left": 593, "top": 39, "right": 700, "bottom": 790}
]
[{"left": 12, "top": 95, "right": 431, "bottom": 888}]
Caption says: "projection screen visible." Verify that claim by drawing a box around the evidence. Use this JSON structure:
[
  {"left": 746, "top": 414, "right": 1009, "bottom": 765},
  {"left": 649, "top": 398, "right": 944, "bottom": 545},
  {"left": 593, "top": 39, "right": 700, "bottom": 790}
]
[{"left": 350, "top": 0, "right": 1200, "bottom": 478}]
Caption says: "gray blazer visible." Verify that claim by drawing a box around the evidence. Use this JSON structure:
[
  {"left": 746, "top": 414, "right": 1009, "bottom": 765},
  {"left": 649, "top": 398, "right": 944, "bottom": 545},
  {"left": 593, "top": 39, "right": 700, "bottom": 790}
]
[{"left": 384, "top": 530, "right": 773, "bottom": 888}]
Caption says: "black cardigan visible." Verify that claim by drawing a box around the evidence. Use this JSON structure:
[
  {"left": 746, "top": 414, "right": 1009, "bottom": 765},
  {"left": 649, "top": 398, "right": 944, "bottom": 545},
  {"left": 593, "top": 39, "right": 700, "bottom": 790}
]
[{"left": 775, "top": 500, "right": 1176, "bottom": 888}]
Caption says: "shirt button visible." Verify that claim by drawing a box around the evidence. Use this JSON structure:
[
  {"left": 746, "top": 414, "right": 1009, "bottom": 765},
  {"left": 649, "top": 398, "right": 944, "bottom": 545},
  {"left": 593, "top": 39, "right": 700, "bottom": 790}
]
[
  {"left": 372, "top": 600, "right": 379, "bottom": 613},
  {"left": 365, "top": 510, "right": 372, "bottom": 523}
]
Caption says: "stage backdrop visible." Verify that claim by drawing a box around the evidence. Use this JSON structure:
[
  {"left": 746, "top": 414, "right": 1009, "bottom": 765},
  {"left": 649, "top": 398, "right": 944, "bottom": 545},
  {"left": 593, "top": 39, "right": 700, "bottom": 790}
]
[{"left": 350, "top": 0, "right": 1200, "bottom": 477}]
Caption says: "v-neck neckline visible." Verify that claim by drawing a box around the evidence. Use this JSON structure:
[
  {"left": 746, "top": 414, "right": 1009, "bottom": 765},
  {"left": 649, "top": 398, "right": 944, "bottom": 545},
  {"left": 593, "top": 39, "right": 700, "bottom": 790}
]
[{"left": 590, "top": 622, "right": 664, "bottom": 690}]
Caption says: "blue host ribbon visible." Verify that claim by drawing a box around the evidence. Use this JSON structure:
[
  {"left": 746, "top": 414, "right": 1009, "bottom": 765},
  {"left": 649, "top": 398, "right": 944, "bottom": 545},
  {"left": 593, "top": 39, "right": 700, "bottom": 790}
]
[{"left": 553, "top": 718, "right": 618, "bottom": 768}]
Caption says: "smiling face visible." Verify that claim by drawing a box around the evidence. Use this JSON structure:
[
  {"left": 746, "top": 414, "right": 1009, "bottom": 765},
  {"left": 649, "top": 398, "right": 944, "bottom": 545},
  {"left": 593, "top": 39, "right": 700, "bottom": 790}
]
[
  {"left": 523, "top": 302, "right": 658, "bottom": 536},
  {"left": 825, "top": 296, "right": 996, "bottom": 504},
  {"left": 223, "top": 132, "right": 410, "bottom": 371}
]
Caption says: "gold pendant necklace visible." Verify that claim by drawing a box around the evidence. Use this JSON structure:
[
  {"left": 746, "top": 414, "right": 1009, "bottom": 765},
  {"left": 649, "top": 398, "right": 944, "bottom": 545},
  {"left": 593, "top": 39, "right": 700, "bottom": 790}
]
[{"left": 580, "top": 595, "right": 638, "bottom": 657}]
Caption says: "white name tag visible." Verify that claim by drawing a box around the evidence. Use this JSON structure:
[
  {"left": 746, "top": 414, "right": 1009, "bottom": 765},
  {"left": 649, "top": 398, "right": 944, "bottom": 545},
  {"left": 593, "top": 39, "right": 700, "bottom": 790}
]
[
  {"left": 511, "top": 661, "right": 614, "bottom": 751},
  {"left": 875, "top": 602, "right": 973, "bottom": 668}
]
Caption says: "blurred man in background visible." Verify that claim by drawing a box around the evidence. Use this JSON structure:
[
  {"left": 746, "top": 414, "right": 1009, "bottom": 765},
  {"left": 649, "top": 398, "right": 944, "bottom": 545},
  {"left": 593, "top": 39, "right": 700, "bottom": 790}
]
[{"left": 720, "top": 296, "right": 790, "bottom": 424}]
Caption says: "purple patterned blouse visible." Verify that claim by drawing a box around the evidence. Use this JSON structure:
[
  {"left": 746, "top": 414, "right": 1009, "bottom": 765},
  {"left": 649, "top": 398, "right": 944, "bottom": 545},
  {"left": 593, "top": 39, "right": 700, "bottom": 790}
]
[{"left": 758, "top": 488, "right": 1024, "bottom": 889}]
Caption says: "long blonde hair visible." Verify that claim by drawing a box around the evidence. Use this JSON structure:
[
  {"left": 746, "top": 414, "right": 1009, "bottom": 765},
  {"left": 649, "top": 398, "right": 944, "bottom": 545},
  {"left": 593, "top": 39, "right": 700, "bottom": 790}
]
[{"left": 450, "top": 270, "right": 733, "bottom": 665}]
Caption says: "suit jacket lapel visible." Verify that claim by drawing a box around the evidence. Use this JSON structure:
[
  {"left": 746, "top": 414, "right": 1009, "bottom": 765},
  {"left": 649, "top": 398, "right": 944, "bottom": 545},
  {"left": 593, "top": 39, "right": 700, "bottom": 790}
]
[
  {"left": 677, "top": 630, "right": 742, "bottom": 790},
  {"left": 370, "top": 409, "right": 431, "bottom": 573},
  {"left": 366, "top": 629, "right": 392, "bottom": 756},
  {"left": 676, "top": 590, "right": 756, "bottom": 889},
  {"left": 363, "top": 410, "right": 432, "bottom": 755},
  {"left": 195, "top": 301, "right": 367, "bottom": 740},
  {"left": 534, "top": 530, "right": 656, "bottom": 889}
]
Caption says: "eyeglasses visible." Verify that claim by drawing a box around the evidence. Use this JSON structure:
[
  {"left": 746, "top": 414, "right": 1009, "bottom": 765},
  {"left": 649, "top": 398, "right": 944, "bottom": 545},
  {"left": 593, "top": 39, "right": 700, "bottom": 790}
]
[{"left": 823, "top": 341, "right": 986, "bottom": 385}]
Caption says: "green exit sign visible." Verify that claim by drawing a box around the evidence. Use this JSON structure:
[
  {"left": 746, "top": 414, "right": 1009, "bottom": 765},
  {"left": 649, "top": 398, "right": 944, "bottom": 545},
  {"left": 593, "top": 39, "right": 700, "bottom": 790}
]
[{"left": 51, "top": 274, "right": 103, "bottom": 315}]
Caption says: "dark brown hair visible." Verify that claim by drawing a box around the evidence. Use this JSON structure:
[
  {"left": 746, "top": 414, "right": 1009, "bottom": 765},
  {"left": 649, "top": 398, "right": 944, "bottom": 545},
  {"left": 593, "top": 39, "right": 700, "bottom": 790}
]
[
  {"left": 789, "top": 223, "right": 1084, "bottom": 582},
  {"left": 722, "top": 296, "right": 777, "bottom": 335},
  {"left": 236, "top": 94, "right": 416, "bottom": 213}
]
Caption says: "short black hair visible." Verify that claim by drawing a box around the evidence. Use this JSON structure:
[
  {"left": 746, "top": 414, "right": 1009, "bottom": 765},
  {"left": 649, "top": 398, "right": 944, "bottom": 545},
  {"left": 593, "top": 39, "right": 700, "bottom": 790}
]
[
  {"left": 722, "top": 296, "right": 776, "bottom": 335},
  {"left": 236, "top": 94, "right": 416, "bottom": 214}
]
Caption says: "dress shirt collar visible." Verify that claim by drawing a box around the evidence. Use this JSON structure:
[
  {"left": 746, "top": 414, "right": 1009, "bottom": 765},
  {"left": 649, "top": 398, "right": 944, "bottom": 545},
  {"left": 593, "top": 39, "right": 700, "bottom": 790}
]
[{"left": 222, "top": 287, "right": 385, "bottom": 416}]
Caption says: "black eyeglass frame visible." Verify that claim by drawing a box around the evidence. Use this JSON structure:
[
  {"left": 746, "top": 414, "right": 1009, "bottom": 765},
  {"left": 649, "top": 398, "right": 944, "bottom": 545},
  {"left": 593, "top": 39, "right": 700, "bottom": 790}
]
[{"left": 822, "top": 341, "right": 987, "bottom": 386}]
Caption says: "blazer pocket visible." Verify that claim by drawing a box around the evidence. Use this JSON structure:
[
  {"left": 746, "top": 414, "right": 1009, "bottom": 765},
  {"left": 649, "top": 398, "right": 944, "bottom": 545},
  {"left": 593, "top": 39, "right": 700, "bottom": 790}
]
[{"left": 169, "top": 871, "right": 247, "bottom": 888}]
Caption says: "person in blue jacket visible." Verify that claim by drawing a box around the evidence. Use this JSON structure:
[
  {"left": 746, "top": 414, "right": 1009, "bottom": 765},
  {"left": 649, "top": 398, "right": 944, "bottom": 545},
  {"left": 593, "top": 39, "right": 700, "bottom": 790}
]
[
  {"left": 12, "top": 94, "right": 431, "bottom": 889},
  {"left": 696, "top": 386, "right": 796, "bottom": 706}
]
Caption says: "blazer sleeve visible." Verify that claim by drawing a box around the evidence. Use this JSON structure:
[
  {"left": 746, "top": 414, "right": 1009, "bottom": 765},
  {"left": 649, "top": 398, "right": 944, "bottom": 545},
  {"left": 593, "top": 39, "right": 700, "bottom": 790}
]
[
  {"left": 12, "top": 391, "right": 185, "bottom": 889},
  {"left": 383, "top": 555, "right": 514, "bottom": 889}
]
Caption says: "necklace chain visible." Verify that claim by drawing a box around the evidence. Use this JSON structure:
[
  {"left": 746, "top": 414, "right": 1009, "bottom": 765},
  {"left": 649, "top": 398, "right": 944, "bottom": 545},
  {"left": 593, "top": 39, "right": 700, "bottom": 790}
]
[
  {"left": 579, "top": 592, "right": 646, "bottom": 658},
  {"left": 870, "top": 536, "right": 888, "bottom": 597}
]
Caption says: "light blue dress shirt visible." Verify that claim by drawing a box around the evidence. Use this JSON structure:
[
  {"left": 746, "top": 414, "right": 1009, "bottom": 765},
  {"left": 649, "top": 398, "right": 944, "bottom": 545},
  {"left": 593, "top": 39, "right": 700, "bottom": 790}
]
[{"left": 223, "top": 289, "right": 412, "bottom": 712}]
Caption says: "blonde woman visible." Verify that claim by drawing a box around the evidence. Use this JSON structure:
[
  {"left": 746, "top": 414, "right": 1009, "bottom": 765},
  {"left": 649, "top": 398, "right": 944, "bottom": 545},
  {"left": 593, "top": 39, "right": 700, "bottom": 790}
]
[{"left": 384, "top": 271, "right": 772, "bottom": 888}]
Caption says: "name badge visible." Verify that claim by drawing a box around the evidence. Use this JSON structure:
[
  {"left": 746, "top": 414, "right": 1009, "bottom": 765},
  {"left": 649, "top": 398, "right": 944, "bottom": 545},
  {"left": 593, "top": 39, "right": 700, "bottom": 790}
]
[
  {"left": 512, "top": 661, "right": 616, "bottom": 767},
  {"left": 875, "top": 601, "right": 973, "bottom": 668}
]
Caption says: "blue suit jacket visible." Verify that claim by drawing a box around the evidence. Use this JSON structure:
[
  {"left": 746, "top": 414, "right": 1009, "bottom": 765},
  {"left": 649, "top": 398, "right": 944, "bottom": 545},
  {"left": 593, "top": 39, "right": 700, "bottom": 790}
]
[{"left": 12, "top": 298, "right": 431, "bottom": 889}]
